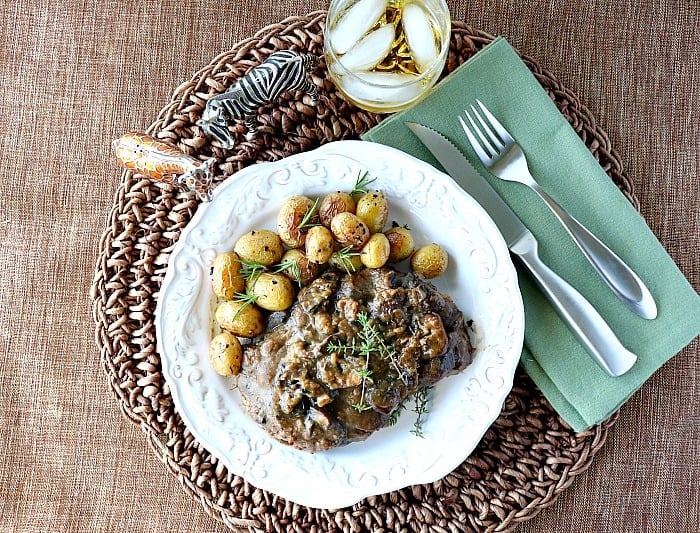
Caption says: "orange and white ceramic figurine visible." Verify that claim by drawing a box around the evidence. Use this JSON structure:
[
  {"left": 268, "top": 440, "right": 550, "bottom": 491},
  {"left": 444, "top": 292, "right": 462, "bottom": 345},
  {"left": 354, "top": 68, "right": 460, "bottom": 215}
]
[
  {"left": 197, "top": 50, "right": 320, "bottom": 148},
  {"left": 112, "top": 132, "right": 215, "bottom": 201}
]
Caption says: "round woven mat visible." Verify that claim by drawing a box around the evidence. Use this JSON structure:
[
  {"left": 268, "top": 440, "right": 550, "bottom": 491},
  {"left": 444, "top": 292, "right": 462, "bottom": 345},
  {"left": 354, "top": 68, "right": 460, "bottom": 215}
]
[{"left": 91, "top": 12, "right": 632, "bottom": 532}]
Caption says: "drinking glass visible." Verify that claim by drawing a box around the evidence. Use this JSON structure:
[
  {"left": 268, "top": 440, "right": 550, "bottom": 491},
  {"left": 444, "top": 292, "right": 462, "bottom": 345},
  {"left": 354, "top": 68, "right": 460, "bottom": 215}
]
[{"left": 324, "top": 0, "right": 451, "bottom": 113}]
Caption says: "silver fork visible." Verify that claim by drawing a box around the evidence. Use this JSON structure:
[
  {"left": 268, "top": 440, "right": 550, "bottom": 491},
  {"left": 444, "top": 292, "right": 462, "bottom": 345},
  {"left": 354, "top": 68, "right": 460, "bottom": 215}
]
[{"left": 459, "top": 100, "right": 657, "bottom": 320}]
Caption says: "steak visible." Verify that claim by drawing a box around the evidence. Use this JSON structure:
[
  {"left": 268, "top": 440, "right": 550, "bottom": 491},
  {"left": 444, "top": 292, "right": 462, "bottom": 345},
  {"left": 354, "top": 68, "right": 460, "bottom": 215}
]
[{"left": 238, "top": 267, "right": 475, "bottom": 452}]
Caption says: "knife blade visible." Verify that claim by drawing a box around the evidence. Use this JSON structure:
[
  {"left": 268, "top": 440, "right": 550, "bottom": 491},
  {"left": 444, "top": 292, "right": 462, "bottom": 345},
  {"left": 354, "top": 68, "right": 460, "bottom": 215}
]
[{"left": 406, "top": 121, "right": 637, "bottom": 377}]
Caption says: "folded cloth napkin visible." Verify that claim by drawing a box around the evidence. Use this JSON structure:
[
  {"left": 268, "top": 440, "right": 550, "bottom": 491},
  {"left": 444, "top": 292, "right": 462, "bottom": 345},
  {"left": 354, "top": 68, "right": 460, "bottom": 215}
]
[{"left": 362, "top": 36, "right": 700, "bottom": 432}]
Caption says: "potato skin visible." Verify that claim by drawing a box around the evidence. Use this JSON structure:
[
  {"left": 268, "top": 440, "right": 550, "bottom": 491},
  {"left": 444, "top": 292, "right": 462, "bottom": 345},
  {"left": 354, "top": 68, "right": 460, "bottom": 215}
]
[
  {"left": 247, "top": 272, "right": 296, "bottom": 311},
  {"left": 384, "top": 226, "right": 415, "bottom": 263},
  {"left": 305, "top": 225, "right": 334, "bottom": 264},
  {"left": 209, "top": 332, "right": 243, "bottom": 376},
  {"left": 355, "top": 191, "right": 389, "bottom": 233},
  {"left": 211, "top": 252, "right": 245, "bottom": 299},
  {"left": 330, "top": 212, "right": 371, "bottom": 250},
  {"left": 233, "top": 229, "right": 284, "bottom": 265},
  {"left": 279, "top": 248, "right": 320, "bottom": 286},
  {"left": 277, "top": 195, "right": 317, "bottom": 248},
  {"left": 215, "top": 300, "right": 266, "bottom": 338},
  {"left": 410, "top": 243, "right": 449, "bottom": 278},
  {"left": 318, "top": 192, "right": 355, "bottom": 227},
  {"left": 360, "top": 233, "right": 390, "bottom": 268}
]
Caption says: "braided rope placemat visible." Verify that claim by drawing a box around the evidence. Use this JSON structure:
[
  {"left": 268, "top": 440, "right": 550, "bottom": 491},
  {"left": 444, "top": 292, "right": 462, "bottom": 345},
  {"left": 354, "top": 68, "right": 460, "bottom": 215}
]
[{"left": 91, "top": 13, "right": 631, "bottom": 532}]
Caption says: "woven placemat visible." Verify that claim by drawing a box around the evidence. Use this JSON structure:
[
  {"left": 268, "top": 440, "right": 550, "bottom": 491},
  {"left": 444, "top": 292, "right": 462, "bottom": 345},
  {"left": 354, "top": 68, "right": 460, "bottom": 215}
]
[{"left": 91, "top": 12, "right": 632, "bottom": 532}]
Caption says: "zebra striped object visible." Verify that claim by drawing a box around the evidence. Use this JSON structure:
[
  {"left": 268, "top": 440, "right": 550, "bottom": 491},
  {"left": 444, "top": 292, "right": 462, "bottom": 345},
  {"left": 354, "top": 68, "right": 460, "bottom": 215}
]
[{"left": 198, "top": 50, "right": 320, "bottom": 148}]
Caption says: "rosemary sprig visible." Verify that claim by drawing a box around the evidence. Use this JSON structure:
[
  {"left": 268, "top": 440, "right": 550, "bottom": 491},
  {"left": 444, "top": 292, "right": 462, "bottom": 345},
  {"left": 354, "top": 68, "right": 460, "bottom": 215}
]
[
  {"left": 273, "top": 258, "right": 302, "bottom": 285},
  {"left": 350, "top": 170, "right": 377, "bottom": 195},
  {"left": 231, "top": 291, "right": 259, "bottom": 320},
  {"left": 238, "top": 259, "right": 265, "bottom": 285},
  {"left": 298, "top": 197, "right": 320, "bottom": 229},
  {"left": 409, "top": 385, "right": 433, "bottom": 438},
  {"left": 332, "top": 245, "right": 360, "bottom": 274}
]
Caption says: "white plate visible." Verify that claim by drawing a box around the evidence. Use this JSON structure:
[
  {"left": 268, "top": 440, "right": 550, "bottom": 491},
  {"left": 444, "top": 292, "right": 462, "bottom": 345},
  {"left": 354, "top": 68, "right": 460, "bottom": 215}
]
[{"left": 155, "top": 140, "right": 524, "bottom": 509}]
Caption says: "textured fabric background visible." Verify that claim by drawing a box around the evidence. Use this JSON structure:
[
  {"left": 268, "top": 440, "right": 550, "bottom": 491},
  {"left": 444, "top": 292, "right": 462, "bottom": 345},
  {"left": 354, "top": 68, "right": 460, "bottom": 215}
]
[{"left": 0, "top": 1, "right": 697, "bottom": 532}]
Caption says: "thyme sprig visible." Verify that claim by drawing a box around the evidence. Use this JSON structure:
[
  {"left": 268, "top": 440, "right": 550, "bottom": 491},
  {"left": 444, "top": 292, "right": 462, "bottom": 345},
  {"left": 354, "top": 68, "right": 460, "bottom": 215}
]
[
  {"left": 409, "top": 385, "right": 433, "bottom": 438},
  {"left": 352, "top": 365, "right": 374, "bottom": 412},
  {"left": 356, "top": 312, "right": 408, "bottom": 386},
  {"left": 325, "top": 311, "right": 408, "bottom": 413},
  {"left": 350, "top": 170, "right": 377, "bottom": 195}
]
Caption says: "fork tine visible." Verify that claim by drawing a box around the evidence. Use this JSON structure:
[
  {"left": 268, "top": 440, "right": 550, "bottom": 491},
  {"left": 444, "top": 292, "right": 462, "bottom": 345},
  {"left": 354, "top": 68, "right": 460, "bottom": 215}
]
[
  {"left": 458, "top": 115, "right": 491, "bottom": 163},
  {"left": 476, "top": 99, "right": 514, "bottom": 144},
  {"left": 464, "top": 106, "right": 501, "bottom": 158},
  {"left": 469, "top": 104, "right": 504, "bottom": 153}
]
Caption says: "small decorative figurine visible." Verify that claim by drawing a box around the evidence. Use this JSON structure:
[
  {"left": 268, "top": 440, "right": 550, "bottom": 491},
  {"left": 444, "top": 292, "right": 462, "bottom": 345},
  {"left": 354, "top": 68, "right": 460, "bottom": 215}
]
[
  {"left": 113, "top": 132, "right": 215, "bottom": 201},
  {"left": 197, "top": 50, "right": 320, "bottom": 148}
]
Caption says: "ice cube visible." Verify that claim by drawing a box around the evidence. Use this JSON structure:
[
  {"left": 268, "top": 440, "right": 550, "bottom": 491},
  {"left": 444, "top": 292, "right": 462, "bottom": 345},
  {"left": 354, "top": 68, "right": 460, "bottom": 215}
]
[
  {"left": 402, "top": 3, "right": 439, "bottom": 73},
  {"left": 342, "top": 71, "right": 422, "bottom": 103},
  {"left": 329, "top": 0, "right": 388, "bottom": 55},
  {"left": 339, "top": 23, "right": 396, "bottom": 72}
]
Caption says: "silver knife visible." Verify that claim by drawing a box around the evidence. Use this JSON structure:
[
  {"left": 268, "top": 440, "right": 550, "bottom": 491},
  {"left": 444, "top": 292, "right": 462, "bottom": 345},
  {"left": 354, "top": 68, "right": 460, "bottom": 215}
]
[{"left": 406, "top": 121, "right": 637, "bottom": 377}]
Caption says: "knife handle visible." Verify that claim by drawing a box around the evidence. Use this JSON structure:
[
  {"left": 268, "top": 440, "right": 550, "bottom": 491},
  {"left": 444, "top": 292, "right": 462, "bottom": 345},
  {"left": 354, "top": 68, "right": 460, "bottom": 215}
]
[
  {"left": 511, "top": 232, "right": 637, "bottom": 377},
  {"left": 534, "top": 185, "right": 657, "bottom": 320}
]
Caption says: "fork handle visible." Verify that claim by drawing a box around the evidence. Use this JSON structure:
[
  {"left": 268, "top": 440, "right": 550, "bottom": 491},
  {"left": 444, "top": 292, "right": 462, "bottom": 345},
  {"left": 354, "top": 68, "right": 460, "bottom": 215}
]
[
  {"left": 532, "top": 184, "right": 657, "bottom": 320},
  {"left": 511, "top": 232, "right": 638, "bottom": 377}
]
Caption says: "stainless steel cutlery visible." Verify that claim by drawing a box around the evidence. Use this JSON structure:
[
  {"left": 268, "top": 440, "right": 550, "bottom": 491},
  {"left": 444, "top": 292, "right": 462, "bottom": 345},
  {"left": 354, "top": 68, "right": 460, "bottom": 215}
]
[
  {"left": 407, "top": 121, "right": 639, "bottom": 376},
  {"left": 458, "top": 100, "right": 657, "bottom": 320}
]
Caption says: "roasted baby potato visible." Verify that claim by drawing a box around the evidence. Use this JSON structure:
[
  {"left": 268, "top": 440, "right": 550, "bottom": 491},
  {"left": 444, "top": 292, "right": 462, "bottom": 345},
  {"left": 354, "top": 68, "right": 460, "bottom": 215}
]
[
  {"left": 384, "top": 225, "right": 415, "bottom": 263},
  {"left": 209, "top": 332, "right": 243, "bottom": 376},
  {"left": 318, "top": 191, "right": 355, "bottom": 227},
  {"left": 211, "top": 251, "right": 245, "bottom": 299},
  {"left": 410, "top": 243, "right": 448, "bottom": 278},
  {"left": 360, "top": 232, "right": 390, "bottom": 268},
  {"left": 330, "top": 212, "right": 370, "bottom": 250},
  {"left": 355, "top": 191, "right": 389, "bottom": 233},
  {"left": 305, "top": 225, "right": 334, "bottom": 264},
  {"left": 233, "top": 229, "right": 284, "bottom": 266},
  {"left": 215, "top": 300, "right": 266, "bottom": 338},
  {"left": 277, "top": 195, "right": 317, "bottom": 248},
  {"left": 247, "top": 272, "right": 295, "bottom": 311},
  {"left": 279, "top": 248, "right": 321, "bottom": 286}
]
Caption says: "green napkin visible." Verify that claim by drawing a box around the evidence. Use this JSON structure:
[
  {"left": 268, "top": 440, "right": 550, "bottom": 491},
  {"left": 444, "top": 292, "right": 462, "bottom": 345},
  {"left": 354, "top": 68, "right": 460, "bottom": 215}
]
[{"left": 362, "top": 37, "right": 700, "bottom": 432}]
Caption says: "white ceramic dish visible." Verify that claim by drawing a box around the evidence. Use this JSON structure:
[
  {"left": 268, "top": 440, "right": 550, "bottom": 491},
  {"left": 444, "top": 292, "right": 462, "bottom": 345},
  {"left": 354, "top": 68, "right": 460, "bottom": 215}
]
[{"left": 155, "top": 140, "right": 524, "bottom": 509}]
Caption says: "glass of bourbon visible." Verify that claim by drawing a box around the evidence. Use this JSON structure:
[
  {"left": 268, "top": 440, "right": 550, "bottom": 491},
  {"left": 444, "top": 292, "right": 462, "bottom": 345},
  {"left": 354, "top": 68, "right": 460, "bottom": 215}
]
[{"left": 324, "top": 0, "right": 451, "bottom": 113}]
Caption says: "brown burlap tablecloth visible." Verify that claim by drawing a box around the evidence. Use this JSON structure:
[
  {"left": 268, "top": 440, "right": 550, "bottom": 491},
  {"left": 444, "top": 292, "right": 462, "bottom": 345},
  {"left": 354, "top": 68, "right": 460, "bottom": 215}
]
[{"left": 1, "top": 1, "right": 697, "bottom": 532}]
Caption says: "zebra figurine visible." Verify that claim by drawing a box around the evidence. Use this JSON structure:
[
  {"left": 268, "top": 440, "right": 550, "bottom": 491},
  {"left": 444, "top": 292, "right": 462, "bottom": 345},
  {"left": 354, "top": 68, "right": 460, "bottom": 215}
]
[{"left": 197, "top": 50, "right": 320, "bottom": 148}]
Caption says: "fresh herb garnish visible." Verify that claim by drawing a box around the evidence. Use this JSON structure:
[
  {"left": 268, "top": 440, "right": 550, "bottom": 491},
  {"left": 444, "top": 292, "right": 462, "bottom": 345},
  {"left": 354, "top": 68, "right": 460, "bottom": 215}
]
[
  {"left": 231, "top": 291, "right": 259, "bottom": 320},
  {"left": 298, "top": 197, "right": 319, "bottom": 229},
  {"left": 332, "top": 246, "right": 360, "bottom": 274},
  {"left": 273, "top": 258, "right": 302, "bottom": 285},
  {"left": 350, "top": 170, "right": 377, "bottom": 195},
  {"left": 356, "top": 312, "right": 407, "bottom": 386},
  {"left": 325, "top": 311, "right": 408, "bottom": 413},
  {"left": 238, "top": 259, "right": 266, "bottom": 284},
  {"left": 409, "top": 385, "right": 433, "bottom": 438}
]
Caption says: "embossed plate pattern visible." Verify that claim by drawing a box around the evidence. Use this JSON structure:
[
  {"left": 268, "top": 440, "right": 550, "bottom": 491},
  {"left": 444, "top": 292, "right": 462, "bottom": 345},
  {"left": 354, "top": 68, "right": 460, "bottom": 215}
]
[{"left": 155, "top": 140, "right": 524, "bottom": 508}]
